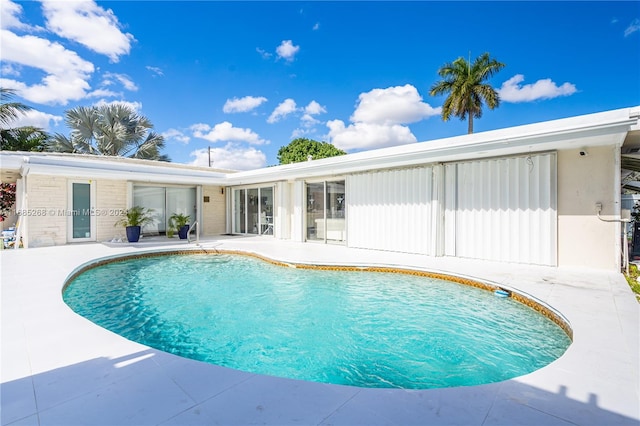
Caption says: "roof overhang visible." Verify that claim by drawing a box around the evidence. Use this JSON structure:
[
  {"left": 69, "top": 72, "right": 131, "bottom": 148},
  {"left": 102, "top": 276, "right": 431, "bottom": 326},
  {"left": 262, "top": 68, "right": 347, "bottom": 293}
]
[
  {"left": 0, "top": 152, "right": 229, "bottom": 185},
  {"left": 225, "top": 106, "right": 640, "bottom": 186},
  {"left": 2, "top": 106, "right": 639, "bottom": 186}
]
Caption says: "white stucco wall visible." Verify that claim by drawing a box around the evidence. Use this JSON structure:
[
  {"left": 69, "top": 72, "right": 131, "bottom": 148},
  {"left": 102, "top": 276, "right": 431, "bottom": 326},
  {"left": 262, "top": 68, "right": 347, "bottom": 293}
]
[{"left": 557, "top": 146, "right": 619, "bottom": 270}]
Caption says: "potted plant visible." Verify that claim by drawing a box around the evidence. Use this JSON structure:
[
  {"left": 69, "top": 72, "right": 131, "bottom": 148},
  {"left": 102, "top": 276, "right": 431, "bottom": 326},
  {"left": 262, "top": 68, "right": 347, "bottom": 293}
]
[
  {"left": 115, "top": 206, "right": 155, "bottom": 242},
  {"left": 169, "top": 213, "right": 191, "bottom": 240}
]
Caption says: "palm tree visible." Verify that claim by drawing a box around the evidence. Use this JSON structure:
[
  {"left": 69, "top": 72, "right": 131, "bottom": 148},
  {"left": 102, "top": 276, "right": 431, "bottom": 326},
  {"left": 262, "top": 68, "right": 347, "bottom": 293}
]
[
  {"left": 0, "top": 87, "right": 49, "bottom": 151},
  {"left": 430, "top": 52, "right": 505, "bottom": 134},
  {"left": 47, "top": 104, "right": 169, "bottom": 161},
  {"left": 1, "top": 127, "right": 48, "bottom": 151},
  {"left": 0, "top": 88, "right": 31, "bottom": 127}
]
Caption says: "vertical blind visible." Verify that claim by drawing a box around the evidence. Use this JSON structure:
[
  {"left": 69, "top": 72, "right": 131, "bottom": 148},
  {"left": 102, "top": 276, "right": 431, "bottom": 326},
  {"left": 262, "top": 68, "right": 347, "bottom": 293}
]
[
  {"left": 347, "top": 167, "right": 434, "bottom": 255},
  {"left": 452, "top": 153, "right": 557, "bottom": 265}
]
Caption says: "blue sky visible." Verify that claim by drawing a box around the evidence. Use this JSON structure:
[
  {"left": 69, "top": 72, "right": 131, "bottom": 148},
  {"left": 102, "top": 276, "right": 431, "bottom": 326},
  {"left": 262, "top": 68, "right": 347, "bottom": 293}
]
[{"left": 2, "top": 1, "right": 639, "bottom": 170}]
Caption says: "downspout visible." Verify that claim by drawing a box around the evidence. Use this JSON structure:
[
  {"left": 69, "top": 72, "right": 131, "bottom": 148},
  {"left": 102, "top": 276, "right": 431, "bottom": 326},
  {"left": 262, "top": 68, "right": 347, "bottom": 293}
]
[{"left": 16, "top": 159, "right": 30, "bottom": 249}]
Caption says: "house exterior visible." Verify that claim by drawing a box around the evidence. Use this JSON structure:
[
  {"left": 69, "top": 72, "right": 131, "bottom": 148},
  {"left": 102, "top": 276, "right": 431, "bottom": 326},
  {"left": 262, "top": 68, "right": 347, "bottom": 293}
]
[{"left": 2, "top": 106, "right": 639, "bottom": 271}]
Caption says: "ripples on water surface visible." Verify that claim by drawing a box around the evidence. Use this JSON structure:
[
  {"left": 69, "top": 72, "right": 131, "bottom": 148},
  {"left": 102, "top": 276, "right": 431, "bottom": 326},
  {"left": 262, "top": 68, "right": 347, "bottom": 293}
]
[{"left": 63, "top": 254, "right": 571, "bottom": 389}]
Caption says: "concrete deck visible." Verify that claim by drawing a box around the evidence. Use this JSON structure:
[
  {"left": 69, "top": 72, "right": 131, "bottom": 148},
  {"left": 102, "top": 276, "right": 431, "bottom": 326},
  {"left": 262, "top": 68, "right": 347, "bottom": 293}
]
[{"left": 1, "top": 235, "right": 639, "bottom": 425}]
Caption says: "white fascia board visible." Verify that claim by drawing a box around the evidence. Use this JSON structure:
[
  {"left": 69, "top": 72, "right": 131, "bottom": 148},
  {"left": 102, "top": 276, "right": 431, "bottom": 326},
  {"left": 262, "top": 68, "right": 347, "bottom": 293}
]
[
  {"left": 19, "top": 156, "right": 226, "bottom": 185},
  {"left": 224, "top": 107, "right": 639, "bottom": 186},
  {"left": 0, "top": 153, "right": 29, "bottom": 171}
]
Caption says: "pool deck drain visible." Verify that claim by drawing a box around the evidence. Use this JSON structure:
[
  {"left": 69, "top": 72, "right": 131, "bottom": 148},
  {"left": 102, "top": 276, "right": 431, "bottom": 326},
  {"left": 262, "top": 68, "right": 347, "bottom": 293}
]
[{"left": 1, "top": 235, "right": 639, "bottom": 425}]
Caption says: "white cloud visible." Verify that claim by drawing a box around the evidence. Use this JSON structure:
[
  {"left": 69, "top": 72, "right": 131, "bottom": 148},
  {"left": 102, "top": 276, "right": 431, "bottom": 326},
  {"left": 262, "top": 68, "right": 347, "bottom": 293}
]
[
  {"left": 322, "top": 85, "right": 436, "bottom": 151},
  {"left": 304, "top": 100, "right": 326, "bottom": 115},
  {"left": 625, "top": 19, "right": 640, "bottom": 37},
  {"left": 300, "top": 100, "right": 326, "bottom": 127},
  {"left": 40, "top": 0, "right": 134, "bottom": 62},
  {"left": 162, "top": 128, "right": 190, "bottom": 144},
  {"left": 256, "top": 47, "right": 272, "bottom": 60},
  {"left": 313, "top": 22, "right": 320, "bottom": 31},
  {"left": 351, "top": 84, "right": 440, "bottom": 125},
  {"left": 268, "top": 98, "right": 297, "bottom": 123},
  {"left": 189, "top": 143, "right": 267, "bottom": 171},
  {"left": 276, "top": 40, "right": 300, "bottom": 62},
  {"left": 223, "top": 96, "right": 268, "bottom": 113},
  {"left": 0, "top": 30, "right": 94, "bottom": 105},
  {"left": 498, "top": 74, "right": 577, "bottom": 103},
  {"left": 1, "top": 63, "right": 21, "bottom": 77},
  {"left": 146, "top": 66, "right": 164, "bottom": 77},
  {"left": 102, "top": 72, "right": 138, "bottom": 91},
  {"left": 4, "top": 108, "right": 62, "bottom": 131},
  {"left": 1, "top": 0, "right": 31, "bottom": 31},
  {"left": 87, "top": 88, "right": 120, "bottom": 98},
  {"left": 93, "top": 99, "right": 143, "bottom": 113},
  {"left": 191, "top": 121, "right": 267, "bottom": 145},
  {"left": 327, "top": 120, "right": 417, "bottom": 151}
]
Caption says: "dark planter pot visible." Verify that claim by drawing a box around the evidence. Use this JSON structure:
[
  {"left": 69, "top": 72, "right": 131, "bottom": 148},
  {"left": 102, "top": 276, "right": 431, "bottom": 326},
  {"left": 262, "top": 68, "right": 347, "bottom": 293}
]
[
  {"left": 178, "top": 224, "right": 190, "bottom": 240},
  {"left": 126, "top": 225, "right": 141, "bottom": 243}
]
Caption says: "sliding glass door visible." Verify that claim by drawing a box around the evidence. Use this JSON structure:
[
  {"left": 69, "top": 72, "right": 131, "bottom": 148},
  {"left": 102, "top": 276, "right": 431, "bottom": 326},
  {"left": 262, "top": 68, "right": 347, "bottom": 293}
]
[
  {"left": 232, "top": 186, "right": 274, "bottom": 235},
  {"left": 133, "top": 185, "right": 196, "bottom": 235},
  {"left": 306, "top": 180, "right": 345, "bottom": 243}
]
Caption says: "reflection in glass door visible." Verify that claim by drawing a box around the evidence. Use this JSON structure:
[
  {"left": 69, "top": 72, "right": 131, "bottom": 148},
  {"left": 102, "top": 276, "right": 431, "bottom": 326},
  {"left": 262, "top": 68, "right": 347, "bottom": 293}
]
[
  {"left": 247, "top": 188, "right": 259, "bottom": 234},
  {"left": 306, "top": 182, "right": 325, "bottom": 241},
  {"left": 233, "top": 187, "right": 274, "bottom": 235},
  {"left": 133, "top": 186, "right": 196, "bottom": 235},
  {"left": 326, "top": 181, "right": 346, "bottom": 243},
  {"left": 306, "top": 181, "right": 345, "bottom": 243},
  {"left": 233, "top": 189, "right": 246, "bottom": 233},
  {"left": 71, "top": 182, "right": 92, "bottom": 240}
]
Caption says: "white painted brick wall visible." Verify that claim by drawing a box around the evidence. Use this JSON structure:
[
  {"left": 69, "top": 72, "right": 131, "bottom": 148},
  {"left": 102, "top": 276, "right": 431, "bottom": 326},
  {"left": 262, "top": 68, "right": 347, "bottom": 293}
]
[
  {"left": 25, "top": 175, "right": 67, "bottom": 247},
  {"left": 96, "top": 180, "right": 127, "bottom": 242},
  {"left": 202, "top": 186, "right": 226, "bottom": 235}
]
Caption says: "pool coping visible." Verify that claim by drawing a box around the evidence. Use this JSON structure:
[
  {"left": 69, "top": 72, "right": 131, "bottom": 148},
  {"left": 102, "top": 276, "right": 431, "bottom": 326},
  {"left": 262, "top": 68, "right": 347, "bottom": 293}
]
[
  {"left": 62, "top": 248, "right": 574, "bottom": 341},
  {"left": 1, "top": 236, "right": 639, "bottom": 425}
]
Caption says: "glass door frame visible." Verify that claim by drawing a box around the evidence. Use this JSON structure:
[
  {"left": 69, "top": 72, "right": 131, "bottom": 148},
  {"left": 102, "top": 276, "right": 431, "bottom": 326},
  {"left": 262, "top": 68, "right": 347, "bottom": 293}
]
[
  {"left": 304, "top": 178, "right": 346, "bottom": 244},
  {"left": 131, "top": 184, "right": 199, "bottom": 236},
  {"left": 231, "top": 185, "right": 275, "bottom": 236},
  {"left": 67, "top": 179, "right": 96, "bottom": 242}
]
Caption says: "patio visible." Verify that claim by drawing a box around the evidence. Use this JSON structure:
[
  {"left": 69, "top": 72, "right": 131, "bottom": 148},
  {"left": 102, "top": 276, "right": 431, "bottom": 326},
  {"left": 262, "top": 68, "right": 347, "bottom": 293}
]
[{"left": 1, "top": 236, "right": 638, "bottom": 425}]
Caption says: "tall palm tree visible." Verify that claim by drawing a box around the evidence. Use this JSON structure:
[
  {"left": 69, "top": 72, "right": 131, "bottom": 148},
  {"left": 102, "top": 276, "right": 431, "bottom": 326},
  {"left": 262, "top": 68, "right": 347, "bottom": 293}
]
[
  {"left": 48, "top": 104, "right": 169, "bottom": 161},
  {"left": 430, "top": 52, "right": 505, "bottom": 134}
]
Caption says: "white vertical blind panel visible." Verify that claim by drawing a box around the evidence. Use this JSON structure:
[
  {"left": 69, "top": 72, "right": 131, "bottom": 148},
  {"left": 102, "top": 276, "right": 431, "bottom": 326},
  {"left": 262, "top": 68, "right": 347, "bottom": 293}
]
[
  {"left": 347, "top": 167, "right": 433, "bottom": 255},
  {"left": 455, "top": 153, "right": 556, "bottom": 265},
  {"left": 443, "top": 164, "right": 457, "bottom": 256}
]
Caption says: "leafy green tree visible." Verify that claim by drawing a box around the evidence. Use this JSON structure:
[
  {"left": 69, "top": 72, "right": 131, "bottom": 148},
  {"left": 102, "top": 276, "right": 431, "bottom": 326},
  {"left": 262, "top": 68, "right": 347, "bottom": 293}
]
[
  {"left": 430, "top": 52, "right": 505, "bottom": 134},
  {"left": 47, "top": 104, "right": 169, "bottom": 161},
  {"left": 277, "top": 138, "right": 346, "bottom": 165},
  {"left": 0, "top": 88, "right": 49, "bottom": 151}
]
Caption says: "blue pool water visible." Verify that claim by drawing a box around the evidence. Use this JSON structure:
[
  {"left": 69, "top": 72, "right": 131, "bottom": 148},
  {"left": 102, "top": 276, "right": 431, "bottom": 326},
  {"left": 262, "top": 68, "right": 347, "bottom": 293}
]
[{"left": 63, "top": 254, "right": 571, "bottom": 389}]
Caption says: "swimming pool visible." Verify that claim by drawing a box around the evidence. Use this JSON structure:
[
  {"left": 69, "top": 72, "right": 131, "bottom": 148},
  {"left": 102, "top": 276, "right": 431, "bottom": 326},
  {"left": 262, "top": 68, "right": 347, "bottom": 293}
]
[{"left": 63, "top": 252, "right": 571, "bottom": 389}]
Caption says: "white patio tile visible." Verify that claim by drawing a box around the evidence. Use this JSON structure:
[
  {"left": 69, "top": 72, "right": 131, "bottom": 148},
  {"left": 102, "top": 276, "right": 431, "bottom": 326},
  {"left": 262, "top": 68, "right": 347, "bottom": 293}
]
[
  {"left": 37, "top": 366, "right": 195, "bottom": 426},
  {"left": 182, "top": 373, "right": 360, "bottom": 425},
  {"left": 1, "top": 238, "right": 639, "bottom": 425},
  {"left": 0, "top": 379, "right": 37, "bottom": 426}
]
